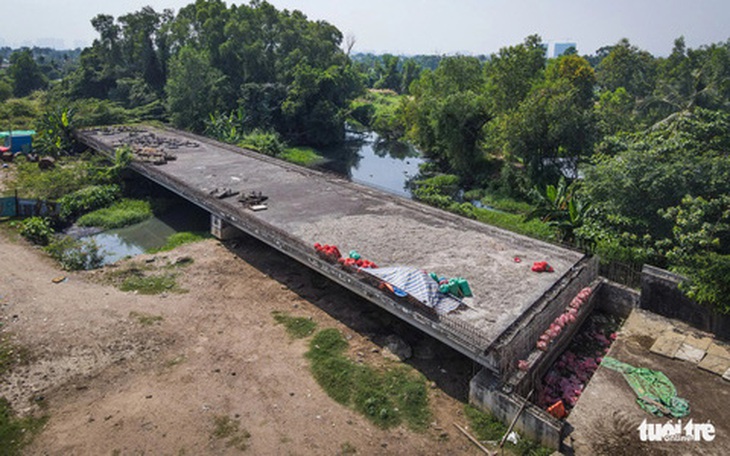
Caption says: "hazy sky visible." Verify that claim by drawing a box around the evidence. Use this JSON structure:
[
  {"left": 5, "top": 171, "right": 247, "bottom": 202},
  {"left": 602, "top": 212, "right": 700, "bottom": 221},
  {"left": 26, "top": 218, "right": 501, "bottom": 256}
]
[{"left": 2, "top": 0, "right": 729, "bottom": 56}]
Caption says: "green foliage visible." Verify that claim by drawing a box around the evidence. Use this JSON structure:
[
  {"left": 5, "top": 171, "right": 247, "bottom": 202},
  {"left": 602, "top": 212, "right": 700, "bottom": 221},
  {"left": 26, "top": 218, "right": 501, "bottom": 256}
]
[
  {"left": 19, "top": 216, "right": 54, "bottom": 246},
  {"left": 11, "top": 157, "right": 87, "bottom": 200},
  {"left": 271, "top": 311, "right": 317, "bottom": 339},
  {"left": 464, "top": 405, "right": 552, "bottom": 456},
  {"left": 119, "top": 273, "right": 180, "bottom": 294},
  {"left": 147, "top": 231, "right": 210, "bottom": 253},
  {"left": 410, "top": 174, "right": 461, "bottom": 207},
  {"left": 166, "top": 46, "right": 225, "bottom": 132},
  {"left": 471, "top": 206, "right": 557, "bottom": 242},
  {"left": 597, "top": 38, "right": 657, "bottom": 98},
  {"left": 77, "top": 199, "right": 152, "bottom": 229},
  {"left": 407, "top": 56, "right": 490, "bottom": 179},
  {"left": 485, "top": 34, "right": 547, "bottom": 114},
  {"left": 504, "top": 78, "right": 594, "bottom": 185},
  {"left": 58, "top": 184, "right": 121, "bottom": 220},
  {"left": 9, "top": 49, "right": 48, "bottom": 97},
  {"left": 238, "top": 130, "right": 285, "bottom": 157},
  {"left": 530, "top": 178, "right": 591, "bottom": 242},
  {"left": 479, "top": 194, "right": 534, "bottom": 215},
  {"left": 280, "top": 146, "right": 325, "bottom": 167},
  {"left": 0, "top": 398, "right": 48, "bottom": 456},
  {"left": 306, "top": 329, "right": 431, "bottom": 430},
  {"left": 0, "top": 94, "right": 44, "bottom": 129},
  {"left": 464, "top": 404, "right": 507, "bottom": 440},
  {"left": 44, "top": 236, "right": 105, "bottom": 270},
  {"left": 34, "top": 107, "right": 77, "bottom": 157},
  {"left": 205, "top": 109, "right": 247, "bottom": 144}
]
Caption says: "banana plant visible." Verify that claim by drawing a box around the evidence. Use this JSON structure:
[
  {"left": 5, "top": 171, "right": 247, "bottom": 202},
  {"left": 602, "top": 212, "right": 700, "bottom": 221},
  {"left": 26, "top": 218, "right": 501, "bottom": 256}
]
[{"left": 530, "top": 177, "right": 592, "bottom": 242}]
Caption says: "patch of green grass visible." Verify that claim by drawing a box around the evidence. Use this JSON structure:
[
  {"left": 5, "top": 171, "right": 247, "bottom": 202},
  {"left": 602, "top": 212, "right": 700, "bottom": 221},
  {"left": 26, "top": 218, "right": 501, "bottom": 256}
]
[
  {"left": 0, "top": 335, "right": 30, "bottom": 377},
  {"left": 480, "top": 194, "right": 535, "bottom": 215},
  {"left": 340, "top": 441, "right": 357, "bottom": 455},
  {"left": 471, "top": 206, "right": 556, "bottom": 242},
  {"left": 280, "top": 147, "right": 326, "bottom": 167},
  {"left": 129, "top": 311, "right": 163, "bottom": 326},
  {"left": 271, "top": 311, "right": 317, "bottom": 339},
  {"left": 148, "top": 232, "right": 210, "bottom": 254},
  {"left": 77, "top": 199, "right": 152, "bottom": 229},
  {"left": 0, "top": 397, "right": 48, "bottom": 456},
  {"left": 119, "top": 273, "right": 183, "bottom": 295},
  {"left": 464, "top": 404, "right": 508, "bottom": 441},
  {"left": 212, "top": 415, "right": 250, "bottom": 451},
  {"left": 306, "top": 329, "right": 431, "bottom": 430},
  {"left": 464, "top": 405, "right": 552, "bottom": 456}
]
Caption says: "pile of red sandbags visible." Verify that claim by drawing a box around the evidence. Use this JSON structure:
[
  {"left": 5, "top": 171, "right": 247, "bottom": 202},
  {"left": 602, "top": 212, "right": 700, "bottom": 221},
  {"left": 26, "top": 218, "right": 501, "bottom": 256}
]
[
  {"left": 536, "top": 286, "right": 592, "bottom": 351},
  {"left": 313, "top": 243, "right": 377, "bottom": 269},
  {"left": 337, "top": 257, "right": 378, "bottom": 269},
  {"left": 314, "top": 243, "right": 341, "bottom": 262},
  {"left": 531, "top": 261, "right": 554, "bottom": 273}
]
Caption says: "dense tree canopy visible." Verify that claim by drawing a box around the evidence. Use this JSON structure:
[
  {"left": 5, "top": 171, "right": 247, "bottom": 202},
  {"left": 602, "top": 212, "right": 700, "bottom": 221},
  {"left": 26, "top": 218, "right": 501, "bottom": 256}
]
[{"left": 65, "top": 0, "right": 361, "bottom": 145}]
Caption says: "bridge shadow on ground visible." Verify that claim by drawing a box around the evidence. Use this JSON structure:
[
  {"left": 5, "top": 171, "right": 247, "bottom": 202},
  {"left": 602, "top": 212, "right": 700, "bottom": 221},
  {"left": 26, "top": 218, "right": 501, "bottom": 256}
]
[{"left": 224, "top": 233, "right": 476, "bottom": 402}]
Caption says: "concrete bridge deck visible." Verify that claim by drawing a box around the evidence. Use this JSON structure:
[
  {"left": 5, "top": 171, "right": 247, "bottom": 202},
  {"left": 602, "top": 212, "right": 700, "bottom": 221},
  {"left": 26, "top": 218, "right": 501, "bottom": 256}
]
[{"left": 78, "top": 126, "right": 588, "bottom": 374}]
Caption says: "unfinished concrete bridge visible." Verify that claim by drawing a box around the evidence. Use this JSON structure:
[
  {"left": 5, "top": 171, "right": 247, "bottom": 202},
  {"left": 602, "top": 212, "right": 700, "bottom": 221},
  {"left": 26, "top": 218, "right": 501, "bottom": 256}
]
[
  {"left": 77, "top": 126, "right": 597, "bottom": 407},
  {"left": 77, "top": 126, "right": 595, "bottom": 372}
]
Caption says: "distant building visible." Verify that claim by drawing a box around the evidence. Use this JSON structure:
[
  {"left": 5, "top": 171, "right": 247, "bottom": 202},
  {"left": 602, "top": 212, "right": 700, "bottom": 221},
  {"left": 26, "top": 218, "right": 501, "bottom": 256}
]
[{"left": 553, "top": 42, "right": 577, "bottom": 58}]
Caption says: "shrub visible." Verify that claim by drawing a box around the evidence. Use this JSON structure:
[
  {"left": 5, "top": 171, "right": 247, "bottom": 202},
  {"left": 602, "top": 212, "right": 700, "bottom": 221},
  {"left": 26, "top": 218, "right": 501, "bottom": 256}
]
[
  {"left": 77, "top": 199, "right": 152, "bottom": 229},
  {"left": 19, "top": 217, "right": 53, "bottom": 246},
  {"left": 44, "top": 236, "right": 105, "bottom": 270},
  {"left": 58, "top": 184, "right": 121, "bottom": 220},
  {"left": 239, "top": 130, "right": 285, "bottom": 156}
]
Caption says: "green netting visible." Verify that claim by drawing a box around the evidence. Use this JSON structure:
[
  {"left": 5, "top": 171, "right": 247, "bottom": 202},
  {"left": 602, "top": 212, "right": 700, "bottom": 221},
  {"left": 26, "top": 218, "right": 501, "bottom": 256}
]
[{"left": 602, "top": 356, "right": 690, "bottom": 418}]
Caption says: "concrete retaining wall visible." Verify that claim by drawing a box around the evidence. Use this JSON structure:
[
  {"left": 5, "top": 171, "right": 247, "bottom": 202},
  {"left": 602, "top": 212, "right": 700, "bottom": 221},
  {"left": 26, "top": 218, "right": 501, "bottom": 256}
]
[
  {"left": 597, "top": 279, "right": 639, "bottom": 319},
  {"left": 470, "top": 368, "right": 563, "bottom": 449},
  {"left": 640, "top": 265, "right": 730, "bottom": 341},
  {"left": 488, "top": 257, "right": 599, "bottom": 377}
]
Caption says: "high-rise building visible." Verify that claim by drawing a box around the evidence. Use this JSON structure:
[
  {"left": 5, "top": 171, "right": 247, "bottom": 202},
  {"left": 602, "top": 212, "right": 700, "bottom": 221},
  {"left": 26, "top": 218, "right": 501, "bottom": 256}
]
[{"left": 553, "top": 42, "right": 577, "bottom": 58}]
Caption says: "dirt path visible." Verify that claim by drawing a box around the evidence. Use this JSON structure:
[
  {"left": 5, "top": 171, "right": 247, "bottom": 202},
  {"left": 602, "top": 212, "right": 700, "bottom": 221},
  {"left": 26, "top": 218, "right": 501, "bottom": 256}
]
[{"left": 1, "top": 231, "right": 482, "bottom": 455}]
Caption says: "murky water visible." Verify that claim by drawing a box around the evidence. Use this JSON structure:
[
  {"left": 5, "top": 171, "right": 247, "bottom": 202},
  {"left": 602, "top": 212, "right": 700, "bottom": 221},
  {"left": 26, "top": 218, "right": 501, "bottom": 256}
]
[
  {"left": 80, "top": 202, "right": 209, "bottom": 265},
  {"left": 320, "top": 130, "right": 425, "bottom": 198}
]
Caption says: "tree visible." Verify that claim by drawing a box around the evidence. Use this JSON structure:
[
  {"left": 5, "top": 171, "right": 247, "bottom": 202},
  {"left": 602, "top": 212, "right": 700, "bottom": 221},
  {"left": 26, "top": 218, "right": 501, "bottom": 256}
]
[
  {"left": 165, "top": 46, "right": 225, "bottom": 132},
  {"left": 406, "top": 56, "right": 490, "bottom": 180},
  {"left": 504, "top": 78, "right": 594, "bottom": 185},
  {"left": 9, "top": 49, "right": 48, "bottom": 97},
  {"left": 374, "top": 54, "right": 401, "bottom": 92},
  {"left": 579, "top": 108, "right": 730, "bottom": 263},
  {"left": 485, "top": 35, "right": 547, "bottom": 114},
  {"left": 644, "top": 38, "right": 730, "bottom": 126},
  {"left": 596, "top": 38, "right": 656, "bottom": 99}
]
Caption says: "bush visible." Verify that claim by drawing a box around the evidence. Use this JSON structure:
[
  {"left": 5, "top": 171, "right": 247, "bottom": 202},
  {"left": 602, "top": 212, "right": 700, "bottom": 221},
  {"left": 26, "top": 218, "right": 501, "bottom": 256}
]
[
  {"left": 44, "top": 236, "right": 105, "bottom": 270},
  {"left": 58, "top": 184, "right": 121, "bottom": 220},
  {"left": 239, "top": 130, "right": 285, "bottom": 156},
  {"left": 19, "top": 217, "right": 54, "bottom": 245},
  {"left": 77, "top": 199, "right": 152, "bottom": 229},
  {"left": 10, "top": 157, "right": 93, "bottom": 200}
]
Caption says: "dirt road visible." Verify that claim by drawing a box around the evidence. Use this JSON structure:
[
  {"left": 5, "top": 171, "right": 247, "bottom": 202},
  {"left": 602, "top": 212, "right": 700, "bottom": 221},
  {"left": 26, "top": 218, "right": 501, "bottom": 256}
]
[{"left": 0, "top": 229, "right": 484, "bottom": 455}]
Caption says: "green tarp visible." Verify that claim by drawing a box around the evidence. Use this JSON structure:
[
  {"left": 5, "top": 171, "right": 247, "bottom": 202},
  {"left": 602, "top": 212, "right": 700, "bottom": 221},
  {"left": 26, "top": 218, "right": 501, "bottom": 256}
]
[{"left": 602, "top": 356, "right": 690, "bottom": 418}]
